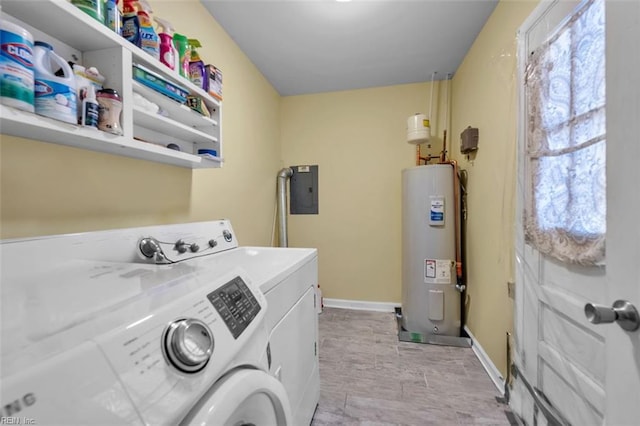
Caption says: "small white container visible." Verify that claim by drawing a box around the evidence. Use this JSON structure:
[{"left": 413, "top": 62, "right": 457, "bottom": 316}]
[
  {"left": 97, "top": 88, "right": 123, "bottom": 135},
  {"left": 0, "top": 19, "right": 35, "bottom": 112},
  {"left": 407, "top": 113, "right": 431, "bottom": 144},
  {"left": 81, "top": 84, "right": 99, "bottom": 129}
]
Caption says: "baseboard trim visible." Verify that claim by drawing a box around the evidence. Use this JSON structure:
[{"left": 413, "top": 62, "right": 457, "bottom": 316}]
[
  {"left": 464, "top": 325, "right": 505, "bottom": 395},
  {"left": 323, "top": 298, "right": 397, "bottom": 313}
]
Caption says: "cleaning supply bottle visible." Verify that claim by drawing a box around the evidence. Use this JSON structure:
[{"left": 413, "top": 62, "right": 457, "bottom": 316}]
[
  {"left": 33, "top": 41, "right": 77, "bottom": 124},
  {"left": 188, "top": 39, "right": 206, "bottom": 90},
  {"left": 136, "top": 0, "right": 159, "bottom": 59},
  {"left": 81, "top": 84, "right": 99, "bottom": 128},
  {"left": 105, "top": 0, "right": 122, "bottom": 35},
  {"left": 154, "top": 17, "right": 176, "bottom": 70},
  {"left": 173, "top": 33, "right": 190, "bottom": 79},
  {"left": 71, "top": 0, "right": 105, "bottom": 24},
  {"left": 121, "top": 0, "right": 140, "bottom": 47},
  {"left": 97, "top": 88, "right": 123, "bottom": 135},
  {"left": 0, "top": 19, "right": 35, "bottom": 113}
]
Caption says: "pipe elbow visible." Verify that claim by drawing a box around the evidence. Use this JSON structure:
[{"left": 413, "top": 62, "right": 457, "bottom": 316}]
[{"left": 277, "top": 167, "right": 293, "bottom": 179}]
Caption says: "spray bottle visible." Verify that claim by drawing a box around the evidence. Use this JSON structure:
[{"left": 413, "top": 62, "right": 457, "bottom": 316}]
[
  {"left": 188, "top": 39, "right": 206, "bottom": 90},
  {"left": 154, "top": 17, "right": 176, "bottom": 71},
  {"left": 121, "top": 0, "right": 140, "bottom": 47},
  {"left": 136, "top": 0, "right": 159, "bottom": 59},
  {"left": 173, "top": 33, "right": 190, "bottom": 79}
]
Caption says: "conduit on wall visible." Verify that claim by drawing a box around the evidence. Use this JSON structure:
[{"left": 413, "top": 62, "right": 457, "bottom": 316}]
[{"left": 276, "top": 167, "right": 293, "bottom": 247}]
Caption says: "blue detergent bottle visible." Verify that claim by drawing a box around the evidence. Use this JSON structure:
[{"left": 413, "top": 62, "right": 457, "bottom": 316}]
[{"left": 121, "top": 0, "right": 140, "bottom": 47}]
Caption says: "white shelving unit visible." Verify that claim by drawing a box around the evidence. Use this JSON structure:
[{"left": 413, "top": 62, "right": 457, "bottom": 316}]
[{"left": 1, "top": 0, "right": 223, "bottom": 169}]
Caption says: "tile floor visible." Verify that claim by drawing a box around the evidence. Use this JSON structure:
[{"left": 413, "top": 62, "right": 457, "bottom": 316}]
[{"left": 311, "top": 308, "right": 515, "bottom": 425}]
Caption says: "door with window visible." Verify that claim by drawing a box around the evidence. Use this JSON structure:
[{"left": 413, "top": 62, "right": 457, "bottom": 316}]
[{"left": 513, "top": 0, "right": 640, "bottom": 424}]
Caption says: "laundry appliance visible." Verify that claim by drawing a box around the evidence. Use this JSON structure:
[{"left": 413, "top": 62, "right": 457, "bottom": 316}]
[
  {"left": 0, "top": 220, "right": 319, "bottom": 425},
  {"left": 187, "top": 245, "right": 320, "bottom": 426}
]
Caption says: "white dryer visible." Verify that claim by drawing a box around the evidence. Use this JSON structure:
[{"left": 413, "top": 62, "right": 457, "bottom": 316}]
[{"left": 0, "top": 223, "right": 301, "bottom": 425}]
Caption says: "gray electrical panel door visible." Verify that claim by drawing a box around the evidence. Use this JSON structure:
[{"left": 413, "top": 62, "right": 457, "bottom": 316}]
[{"left": 290, "top": 165, "right": 318, "bottom": 214}]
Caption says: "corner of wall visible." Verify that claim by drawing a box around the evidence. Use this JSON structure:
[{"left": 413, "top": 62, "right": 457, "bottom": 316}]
[{"left": 449, "top": 0, "right": 539, "bottom": 376}]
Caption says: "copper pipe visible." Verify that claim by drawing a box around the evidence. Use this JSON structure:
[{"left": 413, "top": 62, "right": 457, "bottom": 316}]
[
  {"left": 439, "top": 159, "right": 462, "bottom": 282},
  {"left": 417, "top": 144, "right": 436, "bottom": 165}
]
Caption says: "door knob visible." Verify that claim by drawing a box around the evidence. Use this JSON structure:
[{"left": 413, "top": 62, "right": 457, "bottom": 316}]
[{"left": 584, "top": 300, "right": 640, "bottom": 331}]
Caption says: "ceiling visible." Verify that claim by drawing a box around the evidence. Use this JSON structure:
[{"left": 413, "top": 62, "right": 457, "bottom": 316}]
[{"left": 201, "top": 0, "right": 498, "bottom": 96}]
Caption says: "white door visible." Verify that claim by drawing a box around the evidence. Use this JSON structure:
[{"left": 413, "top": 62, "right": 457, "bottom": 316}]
[
  {"left": 513, "top": 0, "right": 640, "bottom": 425},
  {"left": 179, "top": 369, "right": 292, "bottom": 426}
]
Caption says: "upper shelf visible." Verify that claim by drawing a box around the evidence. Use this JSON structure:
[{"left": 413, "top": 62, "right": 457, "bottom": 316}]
[
  {"left": 1, "top": 0, "right": 220, "bottom": 110},
  {"left": 3, "top": 1, "right": 123, "bottom": 52},
  {"left": 1, "top": 0, "right": 223, "bottom": 169}
]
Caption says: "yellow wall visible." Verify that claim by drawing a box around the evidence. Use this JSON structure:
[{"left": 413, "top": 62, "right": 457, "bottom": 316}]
[
  {"left": 0, "top": 0, "right": 280, "bottom": 245},
  {"left": 450, "top": 0, "right": 538, "bottom": 375},
  {"left": 280, "top": 82, "right": 447, "bottom": 303},
  {"left": 278, "top": 0, "right": 539, "bottom": 376},
  {"left": 1, "top": 0, "right": 537, "bottom": 377}
]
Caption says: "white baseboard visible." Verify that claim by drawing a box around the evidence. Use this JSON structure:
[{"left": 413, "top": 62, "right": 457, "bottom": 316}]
[
  {"left": 464, "top": 325, "right": 505, "bottom": 395},
  {"left": 323, "top": 298, "right": 397, "bottom": 313}
]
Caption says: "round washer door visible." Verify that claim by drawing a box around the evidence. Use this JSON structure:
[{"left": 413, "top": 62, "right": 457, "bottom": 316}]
[{"left": 181, "top": 369, "right": 292, "bottom": 426}]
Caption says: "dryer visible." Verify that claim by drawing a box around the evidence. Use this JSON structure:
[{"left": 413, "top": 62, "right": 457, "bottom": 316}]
[{"left": 0, "top": 220, "right": 318, "bottom": 425}]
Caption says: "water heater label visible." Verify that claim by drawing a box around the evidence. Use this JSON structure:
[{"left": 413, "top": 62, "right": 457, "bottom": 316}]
[
  {"left": 429, "top": 197, "right": 445, "bottom": 226},
  {"left": 424, "top": 259, "right": 452, "bottom": 284}
]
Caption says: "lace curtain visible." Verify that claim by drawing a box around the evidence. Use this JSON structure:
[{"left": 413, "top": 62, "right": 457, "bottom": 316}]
[{"left": 524, "top": 0, "right": 606, "bottom": 265}]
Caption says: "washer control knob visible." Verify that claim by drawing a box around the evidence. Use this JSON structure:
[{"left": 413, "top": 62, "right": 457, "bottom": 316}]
[
  {"left": 223, "top": 230, "right": 232, "bottom": 242},
  {"left": 164, "top": 318, "right": 214, "bottom": 373}
]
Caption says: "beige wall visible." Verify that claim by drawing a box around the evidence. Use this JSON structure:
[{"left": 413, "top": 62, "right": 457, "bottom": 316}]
[
  {"left": 280, "top": 82, "right": 447, "bottom": 303},
  {"left": 450, "top": 0, "right": 538, "bottom": 376},
  {"left": 0, "top": 0, "right": 281, "bottom": 245},
  {"left": 279, "top": 0, "right": 539, "bottom": 377},
  {"left": 1, "top": 0, "right": 537, "bottom": 378}
]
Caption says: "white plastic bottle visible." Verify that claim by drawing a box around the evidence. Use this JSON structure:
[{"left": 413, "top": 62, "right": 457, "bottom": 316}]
[
  {"left": 0, "top": 19, "right": 35, "bottom": 112},
  {"left": 33, "top": 41, "right": 77, "bottom": 124},
  {"left": 81, "top": 84, "right": 99, "bottom": 129}
]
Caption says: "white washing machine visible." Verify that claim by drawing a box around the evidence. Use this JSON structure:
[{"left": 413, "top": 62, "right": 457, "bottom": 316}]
[{"left": 0, "top": 220, "right": 318, "bottom": 425}]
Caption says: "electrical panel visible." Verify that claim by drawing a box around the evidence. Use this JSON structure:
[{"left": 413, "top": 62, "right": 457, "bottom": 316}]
[
  {"left": 460, "top": 126, "right": 479, "bottom": 154},
  {"left": 290, "top": 165, "right": 318, "bottom": 215}
]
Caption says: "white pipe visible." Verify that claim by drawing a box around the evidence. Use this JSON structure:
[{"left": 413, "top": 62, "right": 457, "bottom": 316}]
[
  {"left": 277, "top": 167, "right": 293, "bottom": 247},
  {"left": 429, "top": 71, "right": 437, "bottom": 122},
  {"left": 445, "top": 73, "right": 452, "bottom": 139}
]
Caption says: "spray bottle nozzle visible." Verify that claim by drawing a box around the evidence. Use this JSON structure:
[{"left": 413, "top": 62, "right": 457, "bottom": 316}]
[
  {"left": 136, "top": 0, "right": 152, "bottom": 13},
  {"left": 154, "top": 17, "right": 174, "bottom": 35},
  {"left": 188, "top": 39, "right": 202, "bottom": 49}
]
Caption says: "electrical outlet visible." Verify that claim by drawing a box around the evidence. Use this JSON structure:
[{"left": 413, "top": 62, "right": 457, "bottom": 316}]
[{"left": 507, "top": 281, "right": 515, "bottom": 299}]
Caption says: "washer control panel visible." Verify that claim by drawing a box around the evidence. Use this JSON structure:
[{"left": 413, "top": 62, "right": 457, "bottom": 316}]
[{"left": 207, "top": 276, "right": 261, "bottom": 339}]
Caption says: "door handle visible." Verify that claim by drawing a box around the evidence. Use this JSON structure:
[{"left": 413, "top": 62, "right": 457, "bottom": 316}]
[{"left": 584, "top": 300, "right": 640, "bottom": 331}]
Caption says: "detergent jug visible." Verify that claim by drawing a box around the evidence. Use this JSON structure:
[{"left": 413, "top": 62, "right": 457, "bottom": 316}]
[{"left": 33, "top": 41, "right": 77, "bottom": 124}]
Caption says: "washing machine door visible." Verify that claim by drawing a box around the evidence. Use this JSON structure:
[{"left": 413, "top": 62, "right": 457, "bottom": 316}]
[{"left": 181, "top": 369, "right": 292, "bottom": 426}]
